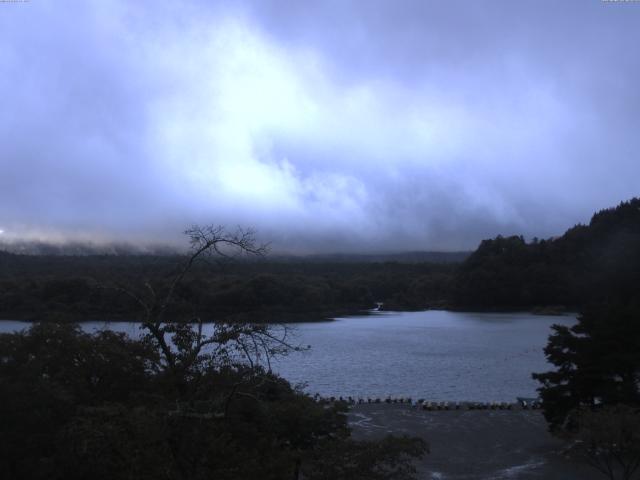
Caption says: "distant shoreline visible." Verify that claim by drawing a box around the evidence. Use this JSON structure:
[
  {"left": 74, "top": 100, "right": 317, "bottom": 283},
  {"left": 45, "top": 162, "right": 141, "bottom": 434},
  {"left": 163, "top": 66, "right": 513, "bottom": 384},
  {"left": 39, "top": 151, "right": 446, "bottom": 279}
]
[{"left": 0, "top": 306, "right": 577, "bottom": 325}]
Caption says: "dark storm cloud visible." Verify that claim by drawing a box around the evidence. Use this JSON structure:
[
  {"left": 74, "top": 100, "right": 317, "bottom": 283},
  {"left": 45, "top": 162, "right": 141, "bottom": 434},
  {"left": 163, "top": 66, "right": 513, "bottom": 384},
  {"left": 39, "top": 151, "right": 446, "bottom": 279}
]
[{"left": 1, "top": 0, "right": 639, "bottom": 252}]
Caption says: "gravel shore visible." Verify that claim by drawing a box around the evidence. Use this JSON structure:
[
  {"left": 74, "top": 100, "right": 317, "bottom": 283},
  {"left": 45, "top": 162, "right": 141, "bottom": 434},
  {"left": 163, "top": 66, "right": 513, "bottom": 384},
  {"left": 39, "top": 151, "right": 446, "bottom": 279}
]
[{"left": 348, "top": 404, "right": 601, "bottom": 480}]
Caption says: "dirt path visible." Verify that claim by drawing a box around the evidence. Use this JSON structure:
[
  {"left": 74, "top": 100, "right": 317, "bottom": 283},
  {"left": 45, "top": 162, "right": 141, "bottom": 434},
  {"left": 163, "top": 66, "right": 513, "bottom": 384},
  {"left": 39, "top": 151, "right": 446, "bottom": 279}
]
[{"left": 348, "top": 404, "right": 602, "bottom": 480}]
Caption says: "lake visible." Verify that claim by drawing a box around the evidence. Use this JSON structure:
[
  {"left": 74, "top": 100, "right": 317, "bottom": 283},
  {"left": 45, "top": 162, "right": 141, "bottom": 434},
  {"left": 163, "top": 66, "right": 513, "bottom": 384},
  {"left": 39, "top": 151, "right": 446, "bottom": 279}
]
[{"left": 0, "top": 310, "right": 574, "bottom": 402}]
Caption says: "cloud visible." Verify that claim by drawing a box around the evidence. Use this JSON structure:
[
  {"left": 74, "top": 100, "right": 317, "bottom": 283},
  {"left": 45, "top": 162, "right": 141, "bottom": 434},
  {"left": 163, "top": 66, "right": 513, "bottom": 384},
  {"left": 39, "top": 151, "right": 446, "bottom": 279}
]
[{"left": 1, "top": 0, "right": 639, "bottom": 252}]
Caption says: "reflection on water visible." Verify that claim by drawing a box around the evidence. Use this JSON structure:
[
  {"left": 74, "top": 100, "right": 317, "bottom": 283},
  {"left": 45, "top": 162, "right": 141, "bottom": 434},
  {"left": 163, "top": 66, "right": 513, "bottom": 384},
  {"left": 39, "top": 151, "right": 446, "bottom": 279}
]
[
  {"left": 272, "top": 310, "right": 575, "bottom": 402},
  {"left": 0, "top": 310, "right": 575, "bottom": 402}
]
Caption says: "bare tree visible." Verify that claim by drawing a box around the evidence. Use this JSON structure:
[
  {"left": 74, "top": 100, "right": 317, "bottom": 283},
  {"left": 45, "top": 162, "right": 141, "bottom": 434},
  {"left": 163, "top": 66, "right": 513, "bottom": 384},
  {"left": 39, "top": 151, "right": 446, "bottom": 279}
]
[{"left": 108, "top": 225, "right": 301, "bottom": 395}]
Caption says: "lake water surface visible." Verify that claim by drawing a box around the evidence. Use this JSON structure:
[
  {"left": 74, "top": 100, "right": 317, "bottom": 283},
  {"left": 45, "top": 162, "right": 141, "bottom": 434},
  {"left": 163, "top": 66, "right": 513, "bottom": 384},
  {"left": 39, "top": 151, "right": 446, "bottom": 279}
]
[{"left": 0, "top": 310, "right": 575, "bottom": 402}]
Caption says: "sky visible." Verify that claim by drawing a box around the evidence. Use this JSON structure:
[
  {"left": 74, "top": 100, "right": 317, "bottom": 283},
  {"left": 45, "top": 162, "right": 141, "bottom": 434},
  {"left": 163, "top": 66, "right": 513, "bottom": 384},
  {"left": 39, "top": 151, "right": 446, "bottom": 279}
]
[{"left": 1, "top": 0, "right": 639, "bottom": 253}]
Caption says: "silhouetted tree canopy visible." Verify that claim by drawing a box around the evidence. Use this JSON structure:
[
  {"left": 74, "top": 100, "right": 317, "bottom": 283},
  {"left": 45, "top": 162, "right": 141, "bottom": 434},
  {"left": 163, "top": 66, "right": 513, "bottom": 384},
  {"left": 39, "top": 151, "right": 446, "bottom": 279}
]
[
  {"left": 533, "top": 303, "right": 640, "bottom": 431},
  {"left": 0, "top": 225, "right": 427, "bottom": 479},
  {"left": 452, "top": 198, "right": 640, "bottom": 310}
]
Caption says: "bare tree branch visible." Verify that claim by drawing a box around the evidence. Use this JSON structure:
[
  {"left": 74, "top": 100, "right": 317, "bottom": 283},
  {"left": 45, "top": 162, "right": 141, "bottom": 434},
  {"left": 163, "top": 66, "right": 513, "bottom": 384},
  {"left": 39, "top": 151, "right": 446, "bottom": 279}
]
[{"left": 102, "top": 225, "right": 303, "bottom": 399}]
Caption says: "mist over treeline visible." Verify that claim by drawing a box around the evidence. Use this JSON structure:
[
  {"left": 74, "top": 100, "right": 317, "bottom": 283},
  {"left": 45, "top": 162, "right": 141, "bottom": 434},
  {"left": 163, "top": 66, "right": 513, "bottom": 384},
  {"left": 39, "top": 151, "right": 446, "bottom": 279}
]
[
  {"left": 2, "top": 1, "right": 639, "bottom": 252},
  {"left": 0, "top": 238, "right": 469, "bottom": 264},
  {"left": 1, "top": 197, "right": 638, "bottom": 323},
  {"left": 0, "top": 240, "right": 183, "bottom": 257}
]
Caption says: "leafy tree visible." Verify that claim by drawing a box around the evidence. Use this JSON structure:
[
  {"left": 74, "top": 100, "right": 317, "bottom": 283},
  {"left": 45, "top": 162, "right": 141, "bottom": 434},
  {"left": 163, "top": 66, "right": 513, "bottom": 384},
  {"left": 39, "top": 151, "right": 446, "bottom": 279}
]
[
  {"left": 533, "top": 303, "right": 640, "bottom": 431},
  {"left": 533, "top": 302, "right": 640, "bottom": 480},
  {"left": 0, "top": 323, "right": 155, "bottom": 479},
  {"left": 563, "top": 405, "right": 640, "bottom": 480}
]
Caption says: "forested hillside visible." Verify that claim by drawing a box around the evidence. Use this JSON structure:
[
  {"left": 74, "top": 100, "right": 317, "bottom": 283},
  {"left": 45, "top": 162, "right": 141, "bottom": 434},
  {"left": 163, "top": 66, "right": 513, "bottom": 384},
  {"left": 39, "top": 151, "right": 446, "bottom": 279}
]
[
  {"left": 451, "top": 198, "right": 640, "bottom": 309},
  {"left": 0, "top": 254, "right": 455, "bottom": 322},
  {"left": 1, "top": 198, "right": 638, "bottom": 321}
]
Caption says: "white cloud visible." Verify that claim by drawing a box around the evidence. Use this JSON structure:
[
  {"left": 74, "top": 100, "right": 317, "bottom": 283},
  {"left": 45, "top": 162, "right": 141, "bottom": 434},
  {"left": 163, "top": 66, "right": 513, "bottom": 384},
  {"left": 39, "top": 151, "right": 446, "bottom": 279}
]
[{"left": 1, "top": 0, "right": 639, "bottom": 251}]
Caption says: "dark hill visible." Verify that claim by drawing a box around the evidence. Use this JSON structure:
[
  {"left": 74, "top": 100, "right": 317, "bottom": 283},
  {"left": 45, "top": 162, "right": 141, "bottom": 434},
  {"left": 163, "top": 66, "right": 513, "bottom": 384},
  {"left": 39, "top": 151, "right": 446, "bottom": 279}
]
[{"left": 452, "top": 198, "right": 640, "bottom": 309}]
